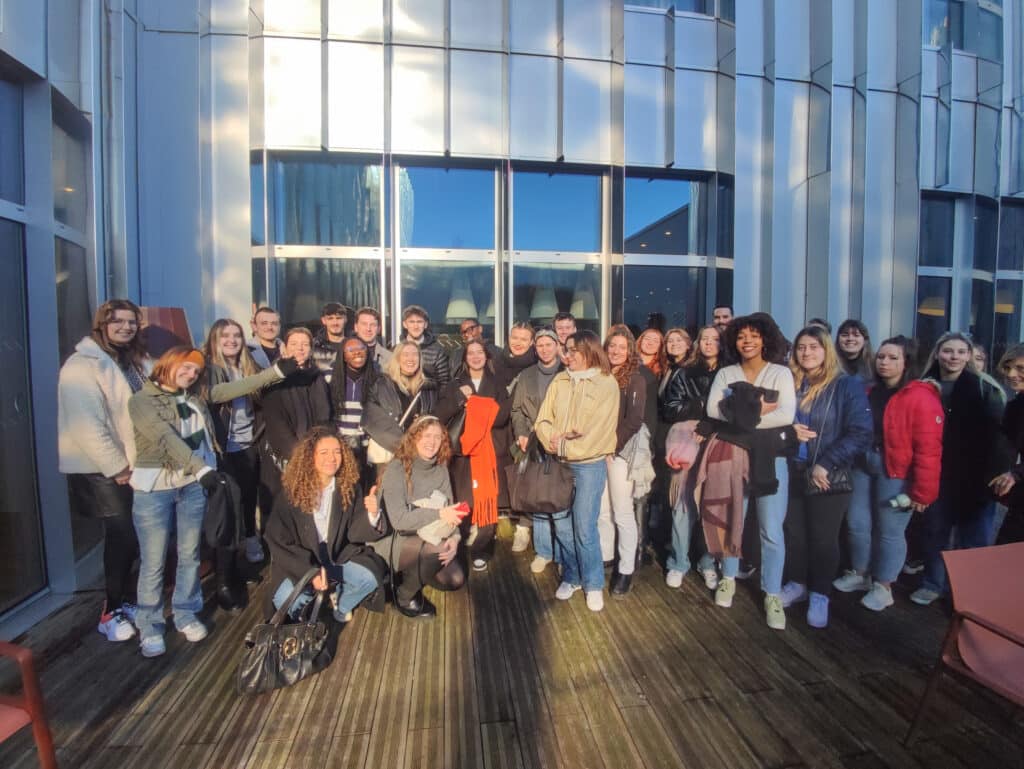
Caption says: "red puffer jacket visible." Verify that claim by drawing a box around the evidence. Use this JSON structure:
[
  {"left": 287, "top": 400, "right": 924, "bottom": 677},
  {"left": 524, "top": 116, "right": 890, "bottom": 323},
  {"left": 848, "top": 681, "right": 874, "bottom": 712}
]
[{"left": 883, "top": 380, "right": 944, "bottom": 506}]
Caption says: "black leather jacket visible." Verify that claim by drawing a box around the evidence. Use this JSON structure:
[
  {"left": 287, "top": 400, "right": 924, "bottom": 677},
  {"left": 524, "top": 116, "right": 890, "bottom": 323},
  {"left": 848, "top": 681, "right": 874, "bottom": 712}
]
[
  {"left": 361, "top": 375, "right": 438, "bottom": 453},
  {"left": 660, "top": 360, "right": 719, "bottom": 424}
]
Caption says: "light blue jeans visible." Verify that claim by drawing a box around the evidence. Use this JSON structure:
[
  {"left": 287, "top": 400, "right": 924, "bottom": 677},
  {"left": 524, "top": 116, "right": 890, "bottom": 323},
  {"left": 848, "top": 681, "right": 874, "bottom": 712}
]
[
  {"left": 533, "top": 515, "right": 556, "bottom": 561},
  {"left": 667, "top": 473, "right": 713, "bottom": 574},
  {"left": 847, "top": 450, "right": 913, "bottom": 583},
  {"left": 272, "top": 561, "right": 378, "bottom": 619},
  {"left": 133, "top": 482, "right": 206, "bottom": 640},
  {"left": 721, "top": 457, "right": 788, "bottom": 594},
  {"left": 553, "top": 460, "right": 608, "bottom": 591}
]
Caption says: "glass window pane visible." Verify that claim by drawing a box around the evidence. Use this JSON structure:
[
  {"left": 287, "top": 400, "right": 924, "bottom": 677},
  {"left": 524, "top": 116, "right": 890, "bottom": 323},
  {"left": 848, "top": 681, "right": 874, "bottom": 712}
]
[
  {"left": 253, "top": 258, "right": 268, "bottom": 308},
  {"left": 717, "top": 176, "right": 734, "bottom": 258},
  {"left": 509, "top": 55, "right": 558, "bottom": 160},
  {"left": 273, "top": 258, "right": 381, "bottom": 328},
  {"left": 625, "top": 176, "right": 709, "bottom": 255},
  {"left": 251, "top": 152, "right": 265, "bottom": 246},
  {"left": 269, "top": 155, "right": 382, "bottom": 246},
  {"left": 994, "top": 279, "right": 1022, "bottom": 367},
  {"left": 513, "top": 171, "right": 601, "bottom": 252},
  {"left": 916, "top": 275, "right": 952, "bottom": 366},
  {"left": 919, "top": 195, "right": 955, "bottom": 267},
  {"left": 719, "top": 0, "right": 735, "bottom": 22},
  {"left": 923, "top": 0, "right": 954, "bottom": 45},
  {"left": 52, "top": 121, "right": 89, "bottom": 231},
  {"left": 715, "top": 267, "right": 734, "bottom": 311},
  {"left": 624, "top": 265, "right": 705, "bottom": 335},
  {"left": 391, "top": 46, "right": 446, "bottom": 154},
  {"left": 974, "top": 196, "right": 998, "bottom": 272},
  {"left": 392, "top": 0, "right": 445, "bottom": 45},
  {"left": 264, "top": 38, "right": 322, "bottom": 148},
  {"left": 563, "top": 0, "right": 612, "bottom": 60},
  {"left": 451, "top": 0, "right": 504, "bottom": 49},
  {"left": 971, "top": 278, "right": 995, "bottom": 353},
  {"left": 326, "top": 42, "right": 385, "bottom": 151},
  {"left": 327, "top": 0, "right": 384, "bottom": 41},
  {"left": 563, "top": 58, "right": 612, "bottom": 163},
  {"left": 624, "top": 65, "right": 668, "bottom": 165},
  {"left": 55, "top": 238, "right": 92, "bottom": 365},
  {"left": 0, "top": 219, "right": 45, "bottom": 612},
  {"left": 398, "top": 166, "right": 495, "bottom": 249},
  {"left": 0, "top": 80, "right": 24, "bottom": 204},
  {"left": 510, "top": 0, "right": 559, "bottom": 55},
  {"left": 401, "top": 260, "right": 496, "bottom": 340},
  {"left": 976, "top": 4, "right": 1003, "bottom": 62},
  {"left": 263, "top": 0, "right": 321, "bottom": 35},
  {"left": 450, "top": 51, "right": 504, "bottom": 157},
  {"left": 512, "top": 262, "right": 602, "bottom": 332},
  {"left": 999, "top": 201, "right": 1024, "bottom": 270}
]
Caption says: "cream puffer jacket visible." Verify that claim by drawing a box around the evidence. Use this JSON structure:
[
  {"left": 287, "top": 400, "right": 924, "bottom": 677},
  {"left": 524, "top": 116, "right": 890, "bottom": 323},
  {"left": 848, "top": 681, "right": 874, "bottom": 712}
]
[
  {"left": 58, "top": 337, "right": 150, "bottom": 477},
  {"left": 534, "top": 368, "right": 619, "bottom": 463}
]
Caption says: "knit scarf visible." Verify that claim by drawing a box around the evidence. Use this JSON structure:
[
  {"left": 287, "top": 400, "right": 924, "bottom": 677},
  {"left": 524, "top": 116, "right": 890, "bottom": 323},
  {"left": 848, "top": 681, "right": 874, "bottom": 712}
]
[{"left": 460, "top": 394, "right": 501, "bottom": 528}]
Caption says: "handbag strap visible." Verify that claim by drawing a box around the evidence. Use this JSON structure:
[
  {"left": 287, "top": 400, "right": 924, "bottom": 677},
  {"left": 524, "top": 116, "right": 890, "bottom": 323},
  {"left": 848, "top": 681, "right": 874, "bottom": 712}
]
[
  {"left": 396, "top": 389, "right": 422, "bottom": 430},
  {"left": 268, "top": 567, "right": 322, "bottom": 627},
  {"left": 808, "top": 382, "right": 837, "bottom": 468}
]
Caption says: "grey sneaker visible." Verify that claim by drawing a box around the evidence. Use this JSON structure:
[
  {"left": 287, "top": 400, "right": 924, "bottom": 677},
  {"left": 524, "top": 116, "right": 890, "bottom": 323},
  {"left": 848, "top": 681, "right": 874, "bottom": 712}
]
[
  {"left": 665, "top": 569, "right": 685, "bottom": 589},
  {"left": 806, "top": 592, "right": 829, "bottom": 628},
  {"left": 779, "top": 581, "right": 808, "bottom": 608},
  {"left": 861, "top": 582, "right": 894, "bottom": 612},
  {"left": 833, "top": 570, "right": 872, "bottom": 593},
  {"left": 555, "top": 582, "right": 581, "bottom": 601},
  {"left": 530, "top": 556, "right": 551, "bottom": 574},
  {"left": 178, "top": 620, "right": 209, "bottom": 643},
  {"left": 715, "top": 577, "right": 736, "bottom": 607},
  {"left": 764, "top": 594, "right": 786, "bottom": 630},
  {"left": 910, "top": 587, "right": 941, "bottom": 606},
  {"left": 511, "top": 525, "right": 531, "bottom": 553},
  {"left": 140, "top": 635, "right": 166, "bottom": 658},
  {"left": 700, "top": 568, "right": 719, "bottom": 590}
]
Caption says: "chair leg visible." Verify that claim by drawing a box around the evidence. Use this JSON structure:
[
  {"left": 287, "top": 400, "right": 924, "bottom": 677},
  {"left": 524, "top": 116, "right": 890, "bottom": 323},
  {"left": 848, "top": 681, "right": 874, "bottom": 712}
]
[
  {"left": 31, "top": 717, "right": 57, "bottom": 769},
  {"left": 905, "top": 664, "right": 944, "bottom": 746}
]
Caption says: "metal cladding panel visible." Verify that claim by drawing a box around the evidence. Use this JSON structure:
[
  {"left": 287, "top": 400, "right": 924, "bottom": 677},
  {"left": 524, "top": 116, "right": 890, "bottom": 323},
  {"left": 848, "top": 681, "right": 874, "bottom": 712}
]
[
  {"left": 326, "top": 42, "right": 385, "bottom": 152},
  {"left": 673, "top": 68, "right": 717, "bottom": 171},
  {"left": 450, "top": 50, "right": 505, "bottom": 157},
  {"left": 892, "top": 90, "right": 920, "bottom": 337},
  {"left": 139, "top": 0, "right": 201, "bottom": 32},
  {"left": 865, "top": 0, "right": 897, "bottom": 92},
  {"left": 773, "top": 0, "right": 810, "bottom": 81},
  {"left": 0, "top": 0, "right": 47, "bottom": 76},
  {"left": 262, "top": 0, "right": 321, "bottom": 36},
  {"left": 919, "top": 96, "right": 938, "bottom": 188},
  {"left": 390, "top": 46, "right": 446, "bottom": 154},
  {"left": 860, "top": 89, "right": 898, "bottom": 338},
  {"left": 563, "top": 58, "right": 613, "bottom": 164},
  {"left": 326, "top": 0, "right": 385, "bottom": 42},
  {"left": 263, "top": 37, "right": 321, "bottom": 148},
  {"left": 624, "top": 64, "right": 668, "bottom": 166},
  {"left": 831, "top": 0, "right": 857, "bottom": 87},
  {"left": 564, "top": 0, "right": 613, "bottom": 61},
  {"left": 510, "top": 0, "right": 559, "bottom": 56},
  {"left": 451, "top": 0, "right": 505, "bottom": 50},
  {"left": 952, "top": 52, "right": 979, "bottom": 101},
  {"left": 734, "top": 0, "right": 770, "bottom": 76},
  {"left": 249, "top": 35, "right": 264, "bottom": 148},
  {"left": 975, "top": 104, "right": 1001, "bottom": 197},
  {"left": 509, "top": 54, "right": 559, "bottom": 160},
  {"left": 949, "top": 99, "right": 977, "bottom": 190},
  {"left": 392, "top": 0, "right": 446, "bottom": 46},
  {"left": 717, "top": 72, "right": 736, "bottom": 174},
  {"left": 828, "top": 85, "right": 859, "bottom": 323},
  {"left": 674, "top": 14, "right": 718, "bottom": 71},
  {"left": 47, "top": 0, "right": 83, "bottom": 108},
  {"left": 207, "top": 0, "right": 249, "bottom": 34},
  {"left": 624, "top": 9, "right": 668, "bottom": 66}
]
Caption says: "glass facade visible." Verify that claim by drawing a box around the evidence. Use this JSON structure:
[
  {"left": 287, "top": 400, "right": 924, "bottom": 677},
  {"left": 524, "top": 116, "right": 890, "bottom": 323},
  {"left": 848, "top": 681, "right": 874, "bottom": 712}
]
[
  {"left": 55, "top": 238, "right": 92, "bottom": 365},
  {"left": 624, "top": 265, "right": 705, "bottom": 335},
  {"left": 919, "top": 196, "right": 955, "bottom": 267},
  {"left": 0, "top": 80, "right": 24, "bottom": 205},
  {"left": 272, "top": 257, "right": 380, "bottom": 329},
  {"left": 994, "top": 279, "right": 1022, "bottom": 365},
  {"left": 398, "top": 166, "right": 495, "bottom": 249},
  {"left": 512, "top": 171, "right": 602, "bottom": 252},
  {"left": 511, "top": 262, "right": 601, "bottom": 332},
  {"left": 916, "top": 275, "right": 952, "bottom": 363},
  {"left": 999, "top": 201, "right": 1024, "bottom": 270},
  {"left": 52, "top": 121, "right": 89, "bottom": 232},
  {"left": 624, "top": 176, "right": 709, "bottom": 255},
  {"left": 975, "top": 197, "right": 999, "bottom": 272},
  {"left": 401, "top": 260, "right": 496, "bottom": 339}
]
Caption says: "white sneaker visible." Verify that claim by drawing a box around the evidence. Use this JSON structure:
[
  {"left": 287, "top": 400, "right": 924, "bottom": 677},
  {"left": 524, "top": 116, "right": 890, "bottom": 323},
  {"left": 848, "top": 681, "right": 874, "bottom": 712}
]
[
  {"left": 715, "top": 577, "right": 736, "bottom": 607},
  {"left": 833, "top": 570, "right": 872, "bottom": 593},
  {"left": 140, "top": 635, "right": 166, "bottom": 658},
  {"left": 530, "top": 556, "right": 551, "bottom": 574},
  {"left": 178, "top": 620, "right": 209, "bottom": 643},
  {"left": 765, "top": 594, "right": 787, "bottom": 630},
  {"left": 585, "top": 590, "right": 604, "bottom": 612},
  {"left": 700, "top": 568, "right": 719, "bottom": 590},
  {"left": 244, "top": 536, "right": 264, "bottom": 563},
  {"left": 121, "top": 603, "right": 138, "bottom": 625},
  {"left": 910, "top": 587, "right": 941, "bottom": 606},
  {"left": 512, "top": 525, "right": 531, "bottom": 553},
  {"left": 779, "top": 581, "right": 808, "bottom": 608},
  {"left": 472, "top": 558, "right": 489, "bottom": 572},
  {"left": 555, "top": 582, "right": 581, "bottom": 601},
  {"left": 98, "top": 608, "right": 135, "bottom": 642},
  {"left": 665, "top": 570, "right": 685, "bottom": 589},
  {"left": 861, "top": 582, "right": 894, "bottom": 612}
]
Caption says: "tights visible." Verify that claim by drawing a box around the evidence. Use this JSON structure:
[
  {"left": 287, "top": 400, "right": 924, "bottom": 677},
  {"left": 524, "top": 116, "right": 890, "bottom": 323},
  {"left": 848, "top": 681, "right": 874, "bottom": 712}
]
[
  {"left": 395, "top": 537, "right": 465, "bottom": 603},
  {"left": 103, "top": 514, "right": 139, "bottom": 609}
]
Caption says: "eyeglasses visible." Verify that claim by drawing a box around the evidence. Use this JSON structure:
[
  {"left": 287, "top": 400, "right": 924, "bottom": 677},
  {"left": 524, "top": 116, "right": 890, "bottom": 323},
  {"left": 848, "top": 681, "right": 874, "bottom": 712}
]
[{"left": 460, "top": 324, "right": 480, "bottom": 337}]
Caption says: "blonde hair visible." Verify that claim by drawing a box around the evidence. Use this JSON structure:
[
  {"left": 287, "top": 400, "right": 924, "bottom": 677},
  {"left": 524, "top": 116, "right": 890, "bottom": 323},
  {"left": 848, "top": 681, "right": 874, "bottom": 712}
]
[
  {"left": 922, "top": 332, "right": 974, "bottom": 378},
  {"left": 282, "top": 427, "right": 360, "bottom": 513},
  {"left": 385, "top": 340, "right": 426, "bottom": 394},
  {"left": 204, "top": 318, "right": 261, "bottom": 377},
  {"left": 789, "top": 326, "right": 842, "bottom": 408},
  {"left": 663, "top": 327, "right": 692, "bottom": 365}
]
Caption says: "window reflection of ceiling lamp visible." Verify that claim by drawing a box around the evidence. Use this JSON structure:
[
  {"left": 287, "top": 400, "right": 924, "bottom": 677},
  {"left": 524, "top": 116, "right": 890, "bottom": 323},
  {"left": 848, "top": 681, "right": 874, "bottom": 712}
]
[
  {"left": 445, "top": 273, "right": 478, "bottom": 323},
  {"left": 917, "top": 296, "right": 947, "bottom": 317},
  {"left": 570, "top": 273, "right": 598, "bottom": 320},
  {"left": 530, "top": 281, "right": 558, "bottom": 320}
]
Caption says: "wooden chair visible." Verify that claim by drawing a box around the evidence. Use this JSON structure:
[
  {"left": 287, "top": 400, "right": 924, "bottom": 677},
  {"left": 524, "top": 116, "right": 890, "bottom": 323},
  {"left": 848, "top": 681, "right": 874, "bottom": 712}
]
[
  {"left": 904, "top": 542, "right": 1024, "bottom": 745},
  {"left": 0, "top": 642, "right": 57, "bottom": 769}
]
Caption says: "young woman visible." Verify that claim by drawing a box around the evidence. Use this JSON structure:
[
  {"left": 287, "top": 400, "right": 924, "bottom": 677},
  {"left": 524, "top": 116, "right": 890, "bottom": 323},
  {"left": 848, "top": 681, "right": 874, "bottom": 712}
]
[
  {"left": 501, "top": 322, "right": 538, "bottom": 552},
  {"left": 661, "top": 324, "right": 722, "bottom": 589},
  {"left": 836, "top": 320, "right": 873, "bottom": 380},
  {"left": 991, "top": 344, "right": 1024, "bottom": 544},
  {"left": 780, "top": 327, "right": 872, "bottom": 628},
  {"left": 202, "top": 318, "right": 295, "bottom": 610},
  {"left": 434, "top": 340, "right": 512, "bottom": 572},
  {"left": 128, "top": 347, "right": 223, "bottom": 658},
  {"left": 598, "top": 326, "right": 648, "bottom": 595},
  {"left": 362, "top": 340, "right": 438, "bottom": 476},
  {"left": 834, "top": 336, "right": 943, "bottom": 610},
  {"left": 912, "top": 332, "right": 1014, "bottom": 605},
  {"left": 534, "top": 331, "right": 620, "bottom": 612},
  {"left": 704, "top": 314, "right": 796, "bottom": 629},
  {"left": 59, "top": 300, "right": 150, "bottom": 642},
  {"left": 265, "top": 427, "right": 387, "bottom": 623},
  {"left": 259, "top": 327, "right": 332, "bottom": 515},
  {"left": 511, "top": 328, "right": 564, "bottom": 571},
  {"left": 637, "top": 328, "right": 667, "bottom": 380},
  {"left": 635, "top": 328, "right": 666, "bottom": 556},
  {"left": 373, "top": 416, "right": 467, "bottom": 618}
]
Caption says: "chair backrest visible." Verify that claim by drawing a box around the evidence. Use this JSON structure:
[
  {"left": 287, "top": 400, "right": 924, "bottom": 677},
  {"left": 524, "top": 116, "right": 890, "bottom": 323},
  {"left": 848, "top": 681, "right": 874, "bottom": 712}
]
[{"left": 942, "top": 542, "right": 1024, "bottom": 634}]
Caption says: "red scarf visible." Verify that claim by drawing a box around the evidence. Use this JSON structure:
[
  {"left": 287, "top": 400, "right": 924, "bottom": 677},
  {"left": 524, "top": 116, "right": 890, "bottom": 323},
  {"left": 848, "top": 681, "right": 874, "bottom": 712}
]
[{"left": 460, "top": 395, "right": 500, "bottom": 528}]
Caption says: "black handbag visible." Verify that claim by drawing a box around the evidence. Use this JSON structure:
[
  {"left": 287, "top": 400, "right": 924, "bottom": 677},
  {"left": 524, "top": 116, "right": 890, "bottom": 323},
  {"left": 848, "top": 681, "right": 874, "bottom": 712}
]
[
  {"left": 446, "top": 407, "right": 467, "bottom": 455},
  {"left": 236, "top": 568, "right": 333, "bottom": 695},
  {"left": 803, "top": 384, "right": 854, "bottom": 496},
  {"left": 504, "top": 434, "right": 575, "bottom": 514}
]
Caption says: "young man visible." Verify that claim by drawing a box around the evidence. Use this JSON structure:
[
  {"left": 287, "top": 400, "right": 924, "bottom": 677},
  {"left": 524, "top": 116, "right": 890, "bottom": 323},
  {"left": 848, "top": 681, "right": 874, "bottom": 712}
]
[
  {"left": 399, "top": 305, "right": 451, "bottom": 386},
  {"left": 312, "top": 301, "right": 350, "bottom": 379},
  {"left": 711, "top": 305, "right": 734, "bottom": 334},
  {"left": 450, "top": 317, "right": 501, "bottom": 379},
  {"left": 352, "top": 306, "right": 391, "bottom": 369},
  {"left": 552, "top": 312, "right": 577, "bottom": 365},
  {"left": 249, "top": 306, "right": 283, "bottom": 368}
]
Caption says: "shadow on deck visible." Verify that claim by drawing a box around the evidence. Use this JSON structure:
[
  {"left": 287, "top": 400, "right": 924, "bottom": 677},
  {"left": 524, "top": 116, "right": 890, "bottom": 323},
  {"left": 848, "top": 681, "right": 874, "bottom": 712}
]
[{"left": 1, "top": 523, "right": 1022, "bottom": 769}]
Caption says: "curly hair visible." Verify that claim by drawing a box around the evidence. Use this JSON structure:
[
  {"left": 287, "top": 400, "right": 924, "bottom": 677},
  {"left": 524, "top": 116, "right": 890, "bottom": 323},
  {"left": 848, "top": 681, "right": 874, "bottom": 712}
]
[
  {"left": 282, "top": 427, "right": 360, "bottom": 513},
  {"left": 637, "top": 328, "right": 668, "bottom": 377},
  {"left": 604, "top": 325, "right": 640, "bottom": 392},
  {"left": 723, "top": 313, "right": 789, "bottom": 365},
  {"left": 394, "top": 415, "right": 451, "bottom": 491}
]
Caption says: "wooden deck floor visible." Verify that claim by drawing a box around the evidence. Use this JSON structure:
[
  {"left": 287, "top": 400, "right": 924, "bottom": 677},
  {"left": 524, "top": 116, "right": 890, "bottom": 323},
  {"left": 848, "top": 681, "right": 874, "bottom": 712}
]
[{"left": 2, "top": 523, "right": 1022, "bottom": 769}]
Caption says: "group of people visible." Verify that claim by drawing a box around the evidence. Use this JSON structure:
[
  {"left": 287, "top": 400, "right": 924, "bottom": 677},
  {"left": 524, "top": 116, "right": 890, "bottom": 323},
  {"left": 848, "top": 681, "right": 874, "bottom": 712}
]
[{"left": 57, "top": 296, "right": 1024, "bottom": 660}]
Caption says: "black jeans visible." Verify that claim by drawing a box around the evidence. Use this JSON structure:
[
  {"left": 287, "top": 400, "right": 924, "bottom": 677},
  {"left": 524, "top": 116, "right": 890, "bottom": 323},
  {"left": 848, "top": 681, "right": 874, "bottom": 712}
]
[
  {"left": 783, "top": 486, "right": 852, "bottom": 596},
  {"left": 68, "top": 473, "right": 139, "bottom": 609},
  {"left": 257, "top": 442, "right": 282, "bottom": 534},
  {"left": 220, "top": 446, "right": 260, "bottom": 538}
]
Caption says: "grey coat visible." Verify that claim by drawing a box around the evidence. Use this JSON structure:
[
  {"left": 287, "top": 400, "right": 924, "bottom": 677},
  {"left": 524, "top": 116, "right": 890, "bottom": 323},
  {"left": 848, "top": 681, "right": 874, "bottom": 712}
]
[
  {"left": 510, "top": 361, "right": 563, "bottom": 440},
  {"left": 372, "top": 457, "right": 459, "bottom": 564}
]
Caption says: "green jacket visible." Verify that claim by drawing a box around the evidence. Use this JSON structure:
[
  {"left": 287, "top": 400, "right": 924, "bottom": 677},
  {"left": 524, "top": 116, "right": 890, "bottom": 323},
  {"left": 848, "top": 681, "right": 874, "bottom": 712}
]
[{"left": 128, "top": 381, "right": 220, "bottom": 474}]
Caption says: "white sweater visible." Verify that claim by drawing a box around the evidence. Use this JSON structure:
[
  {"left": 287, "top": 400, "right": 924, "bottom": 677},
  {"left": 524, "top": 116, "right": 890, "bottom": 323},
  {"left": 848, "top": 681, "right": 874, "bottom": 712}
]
[{"left": 706, "top": 362, "right": 796, "bottom": 429}]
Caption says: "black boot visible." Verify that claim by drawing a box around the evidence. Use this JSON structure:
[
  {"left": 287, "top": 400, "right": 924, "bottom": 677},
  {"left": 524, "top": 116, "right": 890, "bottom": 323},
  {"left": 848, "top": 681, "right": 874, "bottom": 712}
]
[
  {"left": 610, "top": 572, "right": 633, "bottom": 597},
  {"left": 395, "top": 591, "right": 436, "bottom": 619},
  {"left": 215, "top": 547, "right": 246, "bottom": 612}
]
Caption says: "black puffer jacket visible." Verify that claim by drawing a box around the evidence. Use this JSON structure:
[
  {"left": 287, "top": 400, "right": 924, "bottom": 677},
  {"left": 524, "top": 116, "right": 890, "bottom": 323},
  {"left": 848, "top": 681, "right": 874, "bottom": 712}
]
[
  {"left": 660, "top": 359, "right": 719, "bottom": 424},
  {"left": 361, "top": 376, "right": 438, "bottom": 454},
  {"left": 311, "top": 329, "right": 345, "bottom": 377},
  {"left": 400, "top": 330, "right": 451, "bottom": 388}
]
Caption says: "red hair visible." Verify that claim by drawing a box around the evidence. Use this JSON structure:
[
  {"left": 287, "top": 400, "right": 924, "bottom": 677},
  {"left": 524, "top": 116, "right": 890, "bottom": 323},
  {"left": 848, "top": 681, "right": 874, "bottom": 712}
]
[
  {"left": 637, "top": 329, "right": 667, "bottom": 377},
  {"left": 150, "top": 345, "right": 205, "bottom": 390}
]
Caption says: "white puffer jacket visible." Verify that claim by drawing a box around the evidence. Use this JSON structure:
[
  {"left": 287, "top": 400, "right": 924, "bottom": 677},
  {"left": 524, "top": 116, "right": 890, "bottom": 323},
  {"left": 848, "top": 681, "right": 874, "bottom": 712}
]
[{"left": 58, "top": 337, "right": 149, "bottom": 477}]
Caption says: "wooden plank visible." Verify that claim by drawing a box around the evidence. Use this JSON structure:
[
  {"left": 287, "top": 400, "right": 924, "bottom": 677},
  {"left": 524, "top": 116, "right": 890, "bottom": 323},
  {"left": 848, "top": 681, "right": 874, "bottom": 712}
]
[
  {"left": 469, "top": 565, "right": 516, "bottom": 723},
  {"left": 362, "top": 605, "right": 419, "bottom": 769},
  {"left": 481, "top": 721, "right": 526, "bottom": 769},
  {"left": 566, "top": 590, "right": 646, "bottom": 709},
  {"left": 334, "top": 608, "right": 395, "bottom": 737},
  {"left": 617, "top": 705, "right": 688, "bottom": 769},
  {"left": 245, "top": 739, "right": 296, "bottom": 769},
  {"left": 199, "top": 686, "right": 278, "bottom": 769},
  {"left": 404, "top": 727, "right": 445, "bottom": 769},
  {"left": 408, "top": 589, "right": 447, "bottom": 731},
  {"left": 750, "top": 688, "right": 853, "bottom": 769},
  {"left": 444, "top": 583, "right": 484, "bottom": 769},
  {"left": 325, "top": 732, "right": 371, "bottom": 769}
]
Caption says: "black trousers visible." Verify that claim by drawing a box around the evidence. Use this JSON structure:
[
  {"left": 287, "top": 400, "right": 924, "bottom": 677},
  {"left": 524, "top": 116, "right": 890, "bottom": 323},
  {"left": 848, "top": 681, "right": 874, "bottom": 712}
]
[
  {"left": 257, "top": 442, "right": 282, "bottom": 534},
  {"left": 68, "top": 473, "right": 139, "bottom": 609},
  {"left": 783, "top": 487, "right": 852, "bottom": 596},
  {"left": 220, "top": 446, "right": 260, "bottom": 538}
]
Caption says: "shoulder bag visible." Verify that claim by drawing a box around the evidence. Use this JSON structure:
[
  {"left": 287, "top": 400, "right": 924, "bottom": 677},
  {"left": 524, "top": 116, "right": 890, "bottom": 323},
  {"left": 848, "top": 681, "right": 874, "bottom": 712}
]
[
  {"left": 236, "top": 568, "right": 333, "bottom": 695},
  {"left": 504, "top": 433, "right": 575, "bottom": 514},
  {"left": 804, "top": 383, "right": 854, "bottom": 496},
  {"left": 366, "top": 390, "right": 422, "bottom": 465}
]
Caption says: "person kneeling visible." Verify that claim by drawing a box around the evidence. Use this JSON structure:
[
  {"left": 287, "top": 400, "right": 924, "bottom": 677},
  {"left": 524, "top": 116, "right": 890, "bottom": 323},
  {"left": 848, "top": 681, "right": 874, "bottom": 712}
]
[{"left": 266, "top": 427, "right": 387, "bottom": 623}]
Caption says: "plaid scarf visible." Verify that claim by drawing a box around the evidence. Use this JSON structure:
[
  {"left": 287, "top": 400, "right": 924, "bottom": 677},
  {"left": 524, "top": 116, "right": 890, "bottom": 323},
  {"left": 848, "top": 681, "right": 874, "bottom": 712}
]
[{"left": 174, "top": 393, "right": 206, "bottom": 450}]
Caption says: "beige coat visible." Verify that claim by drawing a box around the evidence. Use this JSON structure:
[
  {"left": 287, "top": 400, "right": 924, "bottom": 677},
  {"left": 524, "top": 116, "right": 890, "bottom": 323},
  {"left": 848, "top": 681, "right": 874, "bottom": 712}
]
[{"left": 534, "top": 369, "right": 619, "bottom": 463}]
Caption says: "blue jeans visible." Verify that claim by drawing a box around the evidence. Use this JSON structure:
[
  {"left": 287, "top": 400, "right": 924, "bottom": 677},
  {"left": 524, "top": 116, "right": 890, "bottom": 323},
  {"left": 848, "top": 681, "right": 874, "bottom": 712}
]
[
  {"left": 133, "top": 482, "right": 206, "bottom": 640},
  {"left": 921, "top": 493, "right": 991, "bottom": 595},
  {"left": 667, "top": 475, "right": 713, "bottom": 574},
  {"left": 553, "top": 460, "right": 608, "bottom": 591},
  {"left": 721, "top": 457, "right": 788, "bottom": 594},
  {"left": 272, "top": 561, "right": 378, "bottom": 618},
  {"left": 533, "top": 515, "right": 555, "bottom": 561},
  {"left": 847, "top": 450, "right": 913, "bottom": 583}
]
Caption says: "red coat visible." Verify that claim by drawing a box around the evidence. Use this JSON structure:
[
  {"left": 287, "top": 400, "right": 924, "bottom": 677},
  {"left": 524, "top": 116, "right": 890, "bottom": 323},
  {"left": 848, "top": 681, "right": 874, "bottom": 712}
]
[{"left": 882, "top": 380, "right": 944, "bottom": 506}]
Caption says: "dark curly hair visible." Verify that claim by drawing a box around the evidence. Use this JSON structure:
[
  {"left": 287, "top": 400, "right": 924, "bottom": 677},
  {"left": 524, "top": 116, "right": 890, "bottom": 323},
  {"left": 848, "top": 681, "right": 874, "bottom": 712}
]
[
  {"left": 723, "top": 313, "right": 789, "bottom": 365},
  {"left": 282, "top": 427, "right": 360, "bottom": 513}
]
